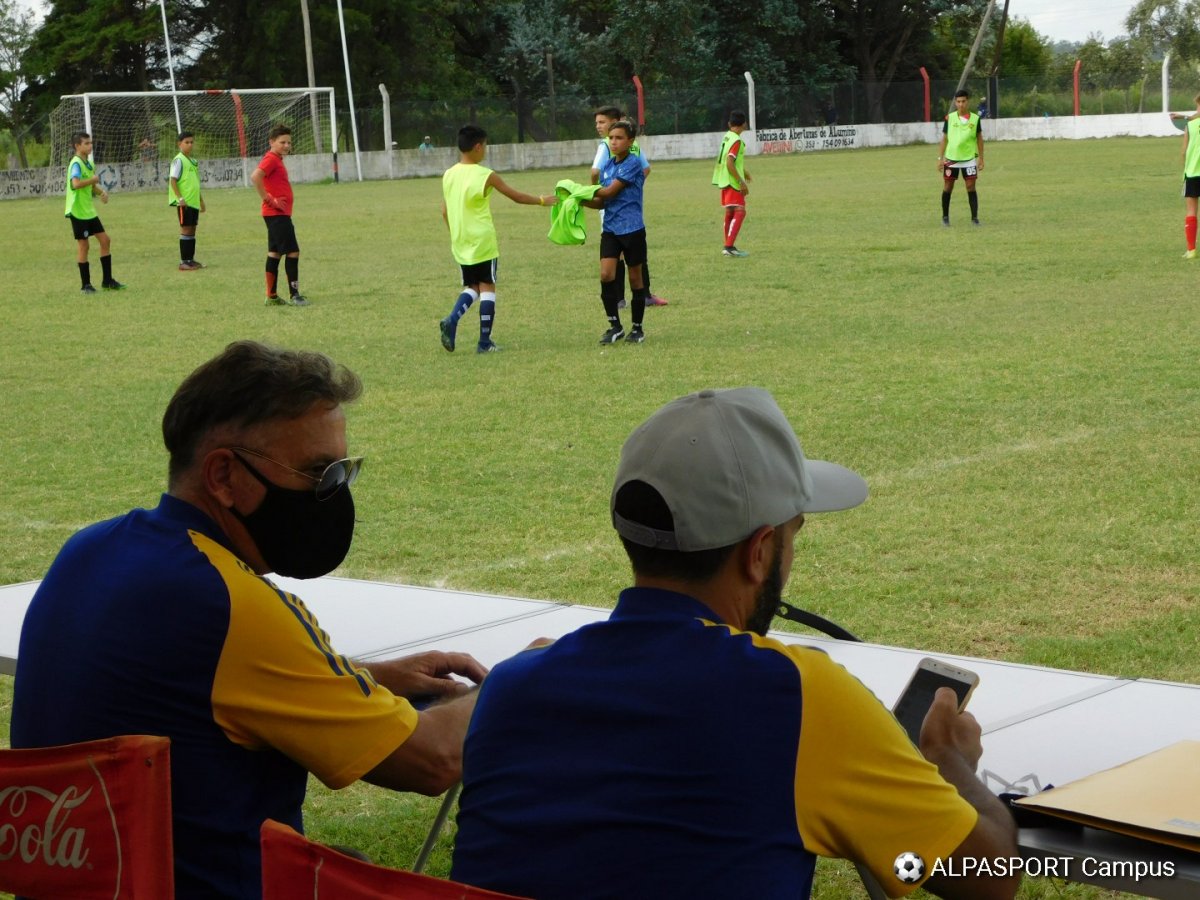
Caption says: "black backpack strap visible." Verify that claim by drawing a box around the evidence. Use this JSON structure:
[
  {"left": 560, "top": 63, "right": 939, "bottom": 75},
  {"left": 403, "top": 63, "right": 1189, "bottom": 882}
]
[{"left": 775, "top": 603, "right": 862, "bottom": 642}]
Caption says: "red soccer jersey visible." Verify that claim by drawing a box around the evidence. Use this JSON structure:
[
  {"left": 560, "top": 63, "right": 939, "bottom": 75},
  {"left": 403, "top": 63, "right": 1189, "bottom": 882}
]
[{"left": 257, "top": 150, "right": 294, "bottom": 217}]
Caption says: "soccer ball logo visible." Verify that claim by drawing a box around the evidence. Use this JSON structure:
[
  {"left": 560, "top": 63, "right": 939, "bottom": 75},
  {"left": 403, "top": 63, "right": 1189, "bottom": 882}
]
[{"left": 893, "top": 851, "right": 925, "bottom": 884}]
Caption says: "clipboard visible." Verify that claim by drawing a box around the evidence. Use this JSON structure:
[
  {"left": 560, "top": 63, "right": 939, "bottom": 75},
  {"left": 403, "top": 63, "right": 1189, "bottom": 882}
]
[{"left": 1014, "top": 741, "right": 1200, "bottom": 853}]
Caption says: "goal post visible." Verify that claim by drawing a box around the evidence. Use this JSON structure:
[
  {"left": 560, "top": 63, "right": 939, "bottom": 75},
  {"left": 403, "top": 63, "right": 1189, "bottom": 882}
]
[{"left": 49, "top": 88, "right": 339, "bottom": 185}]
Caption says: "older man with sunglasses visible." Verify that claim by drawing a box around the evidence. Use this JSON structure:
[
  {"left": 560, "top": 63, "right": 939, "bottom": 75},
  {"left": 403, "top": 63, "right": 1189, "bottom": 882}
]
[{"left": 11, "top": 340, "right": 487, "bottom": 900}]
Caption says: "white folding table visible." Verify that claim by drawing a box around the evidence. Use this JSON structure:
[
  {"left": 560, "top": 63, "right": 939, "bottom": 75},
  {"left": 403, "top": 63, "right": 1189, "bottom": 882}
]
[{"left": 3, "top": 576, "right": 1198, "bottom": 897}]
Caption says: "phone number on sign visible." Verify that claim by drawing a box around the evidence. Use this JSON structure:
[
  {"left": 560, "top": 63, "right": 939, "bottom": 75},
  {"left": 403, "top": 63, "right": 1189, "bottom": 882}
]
[{"left": 760, "top": 138, "right": 859, "bottom": 154}]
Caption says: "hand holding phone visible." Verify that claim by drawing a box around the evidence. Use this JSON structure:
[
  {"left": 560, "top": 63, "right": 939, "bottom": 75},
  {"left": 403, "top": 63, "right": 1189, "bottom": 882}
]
[{"left": 891, "top": 657, "right": 979, "bottom": 747}]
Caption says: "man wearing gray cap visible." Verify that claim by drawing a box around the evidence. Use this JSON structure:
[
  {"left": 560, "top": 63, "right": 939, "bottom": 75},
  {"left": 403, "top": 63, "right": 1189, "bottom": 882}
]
[{"left": 451, "top": 388, "right": 1018, "bottom": 899}]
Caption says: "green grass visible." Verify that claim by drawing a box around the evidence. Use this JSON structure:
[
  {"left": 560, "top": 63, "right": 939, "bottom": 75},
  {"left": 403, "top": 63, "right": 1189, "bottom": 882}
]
[{"left": 2, "top": 137, "right": 1196, "bottom": 898}]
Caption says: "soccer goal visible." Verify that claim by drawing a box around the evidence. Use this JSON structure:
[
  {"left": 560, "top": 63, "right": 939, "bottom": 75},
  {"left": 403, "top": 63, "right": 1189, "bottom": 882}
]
[{"left": 49, "top": 88, "right": 341, "bottom": 183}]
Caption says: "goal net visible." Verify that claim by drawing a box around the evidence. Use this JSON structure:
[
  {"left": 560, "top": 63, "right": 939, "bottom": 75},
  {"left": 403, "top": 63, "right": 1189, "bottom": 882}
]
[{"left": 49, "top": 88, "right": 337, "bottom": 176}]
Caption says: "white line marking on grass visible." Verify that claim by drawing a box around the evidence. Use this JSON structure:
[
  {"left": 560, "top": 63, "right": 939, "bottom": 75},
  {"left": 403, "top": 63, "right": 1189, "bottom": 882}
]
[
  {"left": 878, "top": 428, "right": 1098, "bottom": 483},
  {"left": 435, "top": 540, "right": 609, "bottom": 588}
]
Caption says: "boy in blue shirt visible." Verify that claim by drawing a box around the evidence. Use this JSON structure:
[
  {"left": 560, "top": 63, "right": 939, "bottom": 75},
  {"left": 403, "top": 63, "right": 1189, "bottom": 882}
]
[
  {"left": 590, "top": 106, "right": 666, "bottom": 307},
  {"left": 585, "top": 121, "right": 648, "bottom": 344}
]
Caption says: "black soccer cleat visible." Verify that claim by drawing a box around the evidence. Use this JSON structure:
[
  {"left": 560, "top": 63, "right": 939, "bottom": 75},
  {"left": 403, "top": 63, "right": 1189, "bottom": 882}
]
[
  {"left": 440, "top": 317, "right": 457, "bottom": 352},
  {"left": 598, "top": 326, "right": 625, "bottom": 345}
]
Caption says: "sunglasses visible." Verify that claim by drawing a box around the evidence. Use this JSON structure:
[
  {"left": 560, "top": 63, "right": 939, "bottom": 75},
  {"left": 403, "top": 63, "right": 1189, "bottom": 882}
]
[{"left": 230, "top": 447, "right": 364, "bottom": 501}]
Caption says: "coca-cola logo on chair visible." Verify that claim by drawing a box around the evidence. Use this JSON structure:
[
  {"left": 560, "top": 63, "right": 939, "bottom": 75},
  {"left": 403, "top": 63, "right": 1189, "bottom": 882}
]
[
  {"left": 0, "top": 736, "right": 173, "bottom": 898},
  {"left": 0, "top": 782, "right": 99, "bottom": 870}
]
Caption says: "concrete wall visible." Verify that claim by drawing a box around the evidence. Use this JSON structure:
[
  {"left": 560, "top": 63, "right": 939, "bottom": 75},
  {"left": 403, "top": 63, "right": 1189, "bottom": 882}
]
[{"left": 2, "top": 113, "right": 1184, "bottom": 201}]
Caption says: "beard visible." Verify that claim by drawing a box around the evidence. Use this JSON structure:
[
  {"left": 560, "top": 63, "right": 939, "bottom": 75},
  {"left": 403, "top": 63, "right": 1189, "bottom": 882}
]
[{"left": 744, "top": 533, "right": 785, "bottom": 636}]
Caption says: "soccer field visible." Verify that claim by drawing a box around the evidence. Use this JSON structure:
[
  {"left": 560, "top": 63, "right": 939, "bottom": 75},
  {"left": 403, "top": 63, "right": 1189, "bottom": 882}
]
[{"left": 1, "top": 136, "right": 1196, "bottom": 894}]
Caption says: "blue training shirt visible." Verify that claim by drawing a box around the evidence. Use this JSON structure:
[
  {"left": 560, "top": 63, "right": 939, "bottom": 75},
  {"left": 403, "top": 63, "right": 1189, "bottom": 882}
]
[{"left": 599, "top": 151, "right": 645, "bottom": 235}]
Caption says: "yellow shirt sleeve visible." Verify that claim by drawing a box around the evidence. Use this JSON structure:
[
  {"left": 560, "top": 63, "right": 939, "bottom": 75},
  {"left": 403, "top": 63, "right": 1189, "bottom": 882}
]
[
  {"left": 784, "top": 644, "right": 979, "bottom": 896},
  {"left": 192, "top": 532, "right": 418, "bottom": 789}
]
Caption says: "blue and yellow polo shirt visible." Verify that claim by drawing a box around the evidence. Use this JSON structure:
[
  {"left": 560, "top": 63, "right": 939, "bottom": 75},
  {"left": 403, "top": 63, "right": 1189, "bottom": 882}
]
[
  {"left": 11, "top": 494, "right": 417, "bottom": 899},
  {"left": 452, "top": 587, "right": 976, "bottom": 899}
]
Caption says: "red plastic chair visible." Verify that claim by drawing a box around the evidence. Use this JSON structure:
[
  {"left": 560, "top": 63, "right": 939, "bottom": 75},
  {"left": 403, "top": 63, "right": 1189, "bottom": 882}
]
[
  {"left": 0, "top": 734, "right": 174, "bottom": 899},
  {"left": 260, "top": 819, "right": 527, "bottom": 899}
]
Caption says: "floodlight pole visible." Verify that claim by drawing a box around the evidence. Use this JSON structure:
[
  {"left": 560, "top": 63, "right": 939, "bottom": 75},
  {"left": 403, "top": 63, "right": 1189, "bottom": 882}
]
[
  {"left": 1162, "top": 52, "right": 1171, "bottom": 113},
  {"left": 744, "top": 71, "right": 756, "bottom": 152},
  {"left": 335, "top": 0, "right": 363, "bottom": 181},
  {"left": 379, "top": 83, "right": 393, "bottom": 179},
  {"left": 158, "top": 0, "right": 181, "bottom": 133},
  {"left": 300, "top": 0, "right": 323, "bottom": 153},
  {"left": 956, "top": 0, "right": 997, "bottom": 93}
]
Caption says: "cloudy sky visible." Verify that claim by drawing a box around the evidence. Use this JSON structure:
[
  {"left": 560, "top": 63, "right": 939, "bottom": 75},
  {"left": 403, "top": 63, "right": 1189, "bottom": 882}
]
[
  {"left": 1017, "top": 0, "right": 1136, "bottom": 44},
  {"left": 13, "top": 0, "right": 1138, "bottom": 46}
]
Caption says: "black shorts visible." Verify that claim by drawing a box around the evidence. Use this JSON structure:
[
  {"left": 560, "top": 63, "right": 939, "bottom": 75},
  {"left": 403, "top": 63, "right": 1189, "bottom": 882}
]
[
  {"left": 175, "top": 205, "right": 200, "bottom": 227},
  {"left": 600, "top": 229, "right": 647, "bottom": 266},
  {"left": 68, "top": 215, "right": 104, "bottom": 240},
  {"left": 1185, "top": 176, "right": 1200, "bottom": 198},
  {"left": 264, "top": 215, "right": 300, "bottom": 254},
  {"left": 460, "top": 259, "right": 498, "bottom": 286},
  {"left": 942, "top": 163, "right": 978, "bottom": 180}
]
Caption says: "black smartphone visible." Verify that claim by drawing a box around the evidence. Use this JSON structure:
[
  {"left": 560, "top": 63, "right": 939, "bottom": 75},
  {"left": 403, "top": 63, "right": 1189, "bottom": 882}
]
[{"left": 891, "top": 657, "right": 979, "bottom": 745}]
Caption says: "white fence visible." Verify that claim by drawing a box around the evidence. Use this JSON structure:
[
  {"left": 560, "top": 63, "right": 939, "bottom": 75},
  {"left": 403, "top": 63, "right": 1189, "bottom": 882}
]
[{"left": 2, "top": 113, "right": 1186, "bottom": 202}]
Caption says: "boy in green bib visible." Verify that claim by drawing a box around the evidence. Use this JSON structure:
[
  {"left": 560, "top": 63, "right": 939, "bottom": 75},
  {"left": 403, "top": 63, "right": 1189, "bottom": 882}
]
[
  {"left": 1172, "top": 93, "right": 1200, "bottom": 259},
  {"left": 64, "top": 132, "right": 124, "bottom": 294},
  {"left": 169, "top": 131, "right": 206, "bottom": 270},
  {"left": 936, "top": 90, "right": 985, "bottom": 227},
  {"left": 438, "top": 125, "right": 556, "bottom": 354},
  {"left": 713, "top": 111, "right": 751, "bottom": 256}
]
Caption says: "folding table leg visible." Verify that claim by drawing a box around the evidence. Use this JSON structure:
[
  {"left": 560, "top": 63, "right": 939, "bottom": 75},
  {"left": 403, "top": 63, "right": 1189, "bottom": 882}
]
[
  {"left": 855, "top": 862, "right": 889, "bottom": 899},
  {"left": 412, "top": 782, "right": 462, "bottom": 874}
]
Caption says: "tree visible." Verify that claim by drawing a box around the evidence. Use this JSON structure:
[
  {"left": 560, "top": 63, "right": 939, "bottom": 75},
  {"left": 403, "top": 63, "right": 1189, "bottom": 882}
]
[
  {"left": 828, "top": 0, "right": 989, "bottom": 123},
  {"left": 489, "top": 0, "right": 584, "bottom": 140},
  {"left": 700, "top": 0, "right": 845, "bottom": 87},
  {"left": 1124, "top": 0, "right": 1200, "bottom": 112},
  {"left": 997, "top": 18, "right": 1051, "bottom": 78},
  {"left": 1125, "top": 0, "right": 1200, "bottom": 62},
  {"left": 19, "top": 0, "right": 204, "bottom": 138},
  {"left": 0, "top": 0, "right": 36, "bottom": 167},
  {"left": 1074, "top": 37, "right": 1109, "bottom": 90}
]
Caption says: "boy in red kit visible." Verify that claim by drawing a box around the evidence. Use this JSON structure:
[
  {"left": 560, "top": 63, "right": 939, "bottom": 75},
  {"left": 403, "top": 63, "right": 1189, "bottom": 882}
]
[
  {"left": 250, "top": 125, "right": 307, "bottom": 306},
  {"left": 712, "top": 111, "right": 751, "bottom": 257},
  {"left": 1170, "top": 93, "right": 1200, "bottom": 259}
]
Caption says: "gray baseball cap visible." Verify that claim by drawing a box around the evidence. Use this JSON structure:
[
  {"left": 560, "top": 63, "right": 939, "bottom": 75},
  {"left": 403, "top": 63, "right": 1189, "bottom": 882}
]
[{"left": 611, "top": 388, "right": 868, "bottom": 551}]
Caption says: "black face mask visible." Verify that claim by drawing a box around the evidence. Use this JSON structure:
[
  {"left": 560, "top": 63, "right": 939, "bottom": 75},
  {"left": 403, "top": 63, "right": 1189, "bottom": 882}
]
[{"left": 231, "top": 455, "right": 356, "bottom": 579}]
